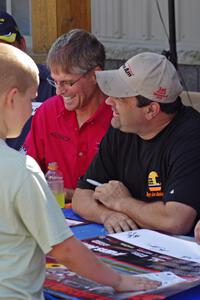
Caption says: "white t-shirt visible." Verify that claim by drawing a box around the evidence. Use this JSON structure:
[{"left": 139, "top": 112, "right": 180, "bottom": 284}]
[{"left": 0, "top": 139, "right": 73, "bottom": 299}]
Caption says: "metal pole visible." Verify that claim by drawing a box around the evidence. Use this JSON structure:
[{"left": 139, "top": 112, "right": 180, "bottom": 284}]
[{"left": 168, "top": 0, "right": 177, "bottom": 69}]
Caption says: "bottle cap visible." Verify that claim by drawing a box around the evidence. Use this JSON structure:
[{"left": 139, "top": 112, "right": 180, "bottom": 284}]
[{"left": 48, "top": 162, "right": 58, "bottom": 171}]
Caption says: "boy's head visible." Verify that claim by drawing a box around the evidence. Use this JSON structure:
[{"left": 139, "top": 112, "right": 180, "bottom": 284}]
[{"left": 0, "top": 43, "right": 39, "bottom": 138}]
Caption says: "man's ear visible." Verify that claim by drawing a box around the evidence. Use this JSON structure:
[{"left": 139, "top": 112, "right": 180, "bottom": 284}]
[
  {"left": 94, "top": 66, "right": 102, "bottom": 71},
  {"left": 92, "top": 66, "right": 102, "bottom": 82},
  {"left": 144, "top": 102, "right": 160, "bottom": 120}
]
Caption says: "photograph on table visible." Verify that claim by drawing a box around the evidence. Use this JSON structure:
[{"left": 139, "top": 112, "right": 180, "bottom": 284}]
[{"left": 44, "top": 230, "right": 200, "bottom": 299}]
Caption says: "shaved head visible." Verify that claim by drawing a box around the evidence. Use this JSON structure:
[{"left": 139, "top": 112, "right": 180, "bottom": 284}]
[
  {"left": 0, "top": 43, "right": 39, "bottom": 138},
  {"left": 0, "top": 43, "right": 39, "bottom": 95}
]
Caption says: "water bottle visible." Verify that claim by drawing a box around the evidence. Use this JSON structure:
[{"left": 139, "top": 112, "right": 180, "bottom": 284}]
[{"left": 45, "top": 162, "right": 65, "bottom": 208}]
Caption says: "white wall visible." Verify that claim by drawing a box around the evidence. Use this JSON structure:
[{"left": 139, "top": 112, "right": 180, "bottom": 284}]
[{"left": 91, "top": 0, "right": 200, "bottom": 65}]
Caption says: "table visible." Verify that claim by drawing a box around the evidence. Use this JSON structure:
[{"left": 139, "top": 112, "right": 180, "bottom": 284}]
[
  {"left": 44, "top": 208, "right": 200, "bottom": 300},
  {"left": 63, "top": 207, "right": 108, "bottom": 239}
]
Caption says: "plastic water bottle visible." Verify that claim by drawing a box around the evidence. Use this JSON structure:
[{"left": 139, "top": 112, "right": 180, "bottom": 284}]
[{"left": 46, "top": 162, "right": 65, "bottom": 208}]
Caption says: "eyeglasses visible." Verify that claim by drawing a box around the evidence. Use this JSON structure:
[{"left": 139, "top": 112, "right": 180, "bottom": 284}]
[{"left": 47, "top": 68, "right": 93, "bottom": 89}]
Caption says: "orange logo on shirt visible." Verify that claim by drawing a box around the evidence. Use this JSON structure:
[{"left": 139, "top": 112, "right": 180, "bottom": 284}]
[{"left": 146, "top": 171, "right": 164, "bottom": 198}]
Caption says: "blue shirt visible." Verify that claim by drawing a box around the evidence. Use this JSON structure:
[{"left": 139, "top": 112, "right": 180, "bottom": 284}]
[{"left": 6, "top": 64, "right": 55, "bottom": 150}]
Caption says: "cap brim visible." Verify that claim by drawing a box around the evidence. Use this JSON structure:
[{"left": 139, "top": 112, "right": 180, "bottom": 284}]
[
  {"left": 96, "top": 70, "right": 138, "bottom": 98},
  {"left": 0, "top": 33, "right": 16, "bottom": 43}
]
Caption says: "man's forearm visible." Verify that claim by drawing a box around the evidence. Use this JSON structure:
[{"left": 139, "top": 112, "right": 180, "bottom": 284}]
[
  {"left": 72, "top": 188, "right": 115, "bottom": 223},
  {"left": 114, "top": 196, "right": 197, "bottom": 234}
]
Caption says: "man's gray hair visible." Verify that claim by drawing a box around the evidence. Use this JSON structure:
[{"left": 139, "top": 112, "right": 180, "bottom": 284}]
[{"left": 47, "top": 28, "right": 105, "bottom": 74}]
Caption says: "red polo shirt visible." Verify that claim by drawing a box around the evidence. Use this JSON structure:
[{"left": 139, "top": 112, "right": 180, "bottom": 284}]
[{"left": 23, "top": 95, "right": 112, "bottom": 189}]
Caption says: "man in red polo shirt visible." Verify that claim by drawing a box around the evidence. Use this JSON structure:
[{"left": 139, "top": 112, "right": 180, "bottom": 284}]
[{"left": 23, "top": 29, "right": 112, "bottom": 201}]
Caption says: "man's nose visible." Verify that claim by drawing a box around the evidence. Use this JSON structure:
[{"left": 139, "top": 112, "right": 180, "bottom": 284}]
[{"left": 56, "top": 84, "right": 66, "bottom": 95}]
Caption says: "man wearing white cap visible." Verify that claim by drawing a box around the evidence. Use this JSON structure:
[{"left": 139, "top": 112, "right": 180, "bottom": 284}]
[{"left": 73, "top": 52, "right": 200, "bottom": 235}]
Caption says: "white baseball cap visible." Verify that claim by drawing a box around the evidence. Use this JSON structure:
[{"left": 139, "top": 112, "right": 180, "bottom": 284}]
[{"left": 96, "top": 52, "right": 183, "bottom": 103}]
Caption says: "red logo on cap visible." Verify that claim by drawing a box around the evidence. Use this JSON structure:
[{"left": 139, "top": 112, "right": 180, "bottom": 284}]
[{"left": 153, "top": 87, "right": 168, "bottom": 101}]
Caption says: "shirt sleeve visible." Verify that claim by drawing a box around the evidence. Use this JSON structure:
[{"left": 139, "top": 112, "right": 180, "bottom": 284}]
[{"left": 15, "top": 165, "right": 73, "bottom": 254}]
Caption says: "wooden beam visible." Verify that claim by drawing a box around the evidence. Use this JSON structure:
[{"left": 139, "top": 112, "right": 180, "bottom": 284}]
[
  {"left": 56, "top": 0, "right": 91, "bottom": 35},
  {"left": 32, "top": 0, "right": 58, "bottom": 53},
  {"left": 31, "top": 0, "right": 91, "bottom": 57}
]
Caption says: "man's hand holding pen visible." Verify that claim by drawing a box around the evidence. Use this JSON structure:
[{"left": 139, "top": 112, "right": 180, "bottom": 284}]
[
  {"left": 85, "top": 178, "right": 138, "bottom": 233},
  {"left": 92, "top": 180, "right": 132, "bottom": 211}
]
